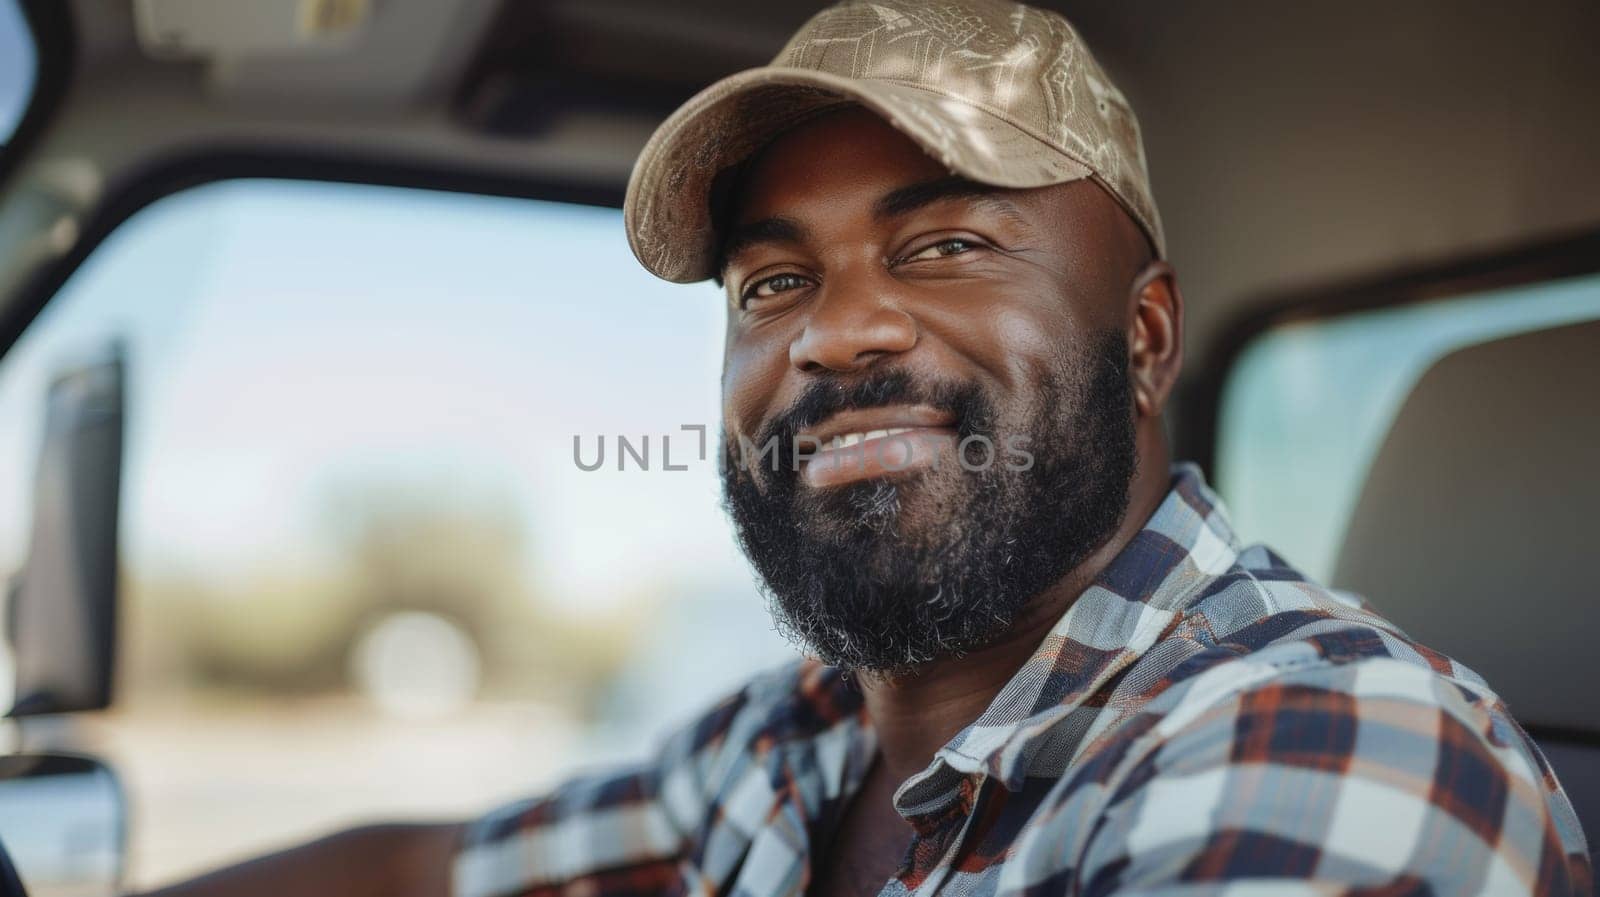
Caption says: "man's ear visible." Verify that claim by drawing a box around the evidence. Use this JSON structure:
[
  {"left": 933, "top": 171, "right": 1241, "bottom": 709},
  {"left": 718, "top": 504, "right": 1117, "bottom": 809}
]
[{"left": 1127, "top": 261, "right": 1183, "bottom": 419}]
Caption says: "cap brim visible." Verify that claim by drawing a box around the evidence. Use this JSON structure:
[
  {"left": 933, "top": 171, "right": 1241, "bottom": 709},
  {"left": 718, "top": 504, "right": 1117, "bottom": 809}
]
[{"left": 623, "top": 66, "right": 1094, "bottom": 284}]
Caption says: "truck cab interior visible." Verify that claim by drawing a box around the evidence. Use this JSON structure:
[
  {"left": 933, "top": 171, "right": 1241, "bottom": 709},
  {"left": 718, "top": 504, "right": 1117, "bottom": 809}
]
[{"left": 0, "top": 0, "right": 1595, "bottom": 889}]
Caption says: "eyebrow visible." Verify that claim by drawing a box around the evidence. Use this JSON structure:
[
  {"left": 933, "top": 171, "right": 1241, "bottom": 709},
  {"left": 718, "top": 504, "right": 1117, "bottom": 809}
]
[
  {"left": 718, "top": 216, "right": 809, "bottom": 276},
  {"left": 873, "top": 175, "right": 1020, "bottom": 221},
  {"left": 717, "top": 176, "right": 1024, "bottom": 280}
]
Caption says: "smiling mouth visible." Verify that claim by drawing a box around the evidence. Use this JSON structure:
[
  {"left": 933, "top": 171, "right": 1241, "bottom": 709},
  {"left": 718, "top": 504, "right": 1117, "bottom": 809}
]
[
  {"left": 796, "top": 405, "right": 960, "bottom": 488},
  {"left": 798, "top": 404, "right": 958, "bottom": 449}
]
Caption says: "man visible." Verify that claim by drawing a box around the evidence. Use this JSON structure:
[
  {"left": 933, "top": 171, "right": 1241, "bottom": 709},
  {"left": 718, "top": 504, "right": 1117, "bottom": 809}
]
[{"left": 151, "top": 0, "right": 1590, "bottom": 895}]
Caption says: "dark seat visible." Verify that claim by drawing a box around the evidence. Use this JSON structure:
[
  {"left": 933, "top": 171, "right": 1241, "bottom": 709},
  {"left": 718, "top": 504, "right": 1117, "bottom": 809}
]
[{"left": 1333, "top": 318, "right": 1598, "bottom": 842}]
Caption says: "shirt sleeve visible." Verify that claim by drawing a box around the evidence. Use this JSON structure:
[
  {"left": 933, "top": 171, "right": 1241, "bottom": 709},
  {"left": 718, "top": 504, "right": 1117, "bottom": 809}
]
[
  {"left": 1073, "top": 656, "right": 1592, "bottom": 896},
  {"left": 450, "top": 685, "right": 752, "bottom": 897}
]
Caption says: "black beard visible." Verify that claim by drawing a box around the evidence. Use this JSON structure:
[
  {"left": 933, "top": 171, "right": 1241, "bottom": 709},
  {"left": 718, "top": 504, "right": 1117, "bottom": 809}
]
[{"left": 719, "top": 329, "right": 1137, "bottom": 675}]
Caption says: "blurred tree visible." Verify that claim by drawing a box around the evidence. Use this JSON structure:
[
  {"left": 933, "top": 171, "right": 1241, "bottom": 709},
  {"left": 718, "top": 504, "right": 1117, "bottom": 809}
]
[{"left": 121, "top": 477, "right": 640, "bottom": 711}]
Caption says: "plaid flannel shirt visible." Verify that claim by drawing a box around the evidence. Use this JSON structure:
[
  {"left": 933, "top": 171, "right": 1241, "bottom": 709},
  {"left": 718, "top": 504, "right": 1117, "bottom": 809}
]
[{"left": 453, "top": 464, "right": 1592, "bottom": 896}]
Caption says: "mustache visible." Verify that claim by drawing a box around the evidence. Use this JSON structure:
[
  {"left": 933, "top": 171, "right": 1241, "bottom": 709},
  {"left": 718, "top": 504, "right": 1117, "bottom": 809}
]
[{"left": 755, "top": 369, "right": 988, "bottom": 458}]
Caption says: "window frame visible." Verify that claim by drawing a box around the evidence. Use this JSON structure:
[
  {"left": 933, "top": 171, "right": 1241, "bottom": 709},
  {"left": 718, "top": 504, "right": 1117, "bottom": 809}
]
[
  {"left": 1176, "top": 227, "right": 1600, "bottom": 473},
  {"left": 0, "top": 148, "right": 626, "bottom": 362}
]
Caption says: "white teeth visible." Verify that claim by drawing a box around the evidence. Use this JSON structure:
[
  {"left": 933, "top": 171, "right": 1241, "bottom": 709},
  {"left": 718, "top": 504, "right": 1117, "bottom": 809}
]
[{"left": 827, "top": 427, "right": 919, "bottom": 450}]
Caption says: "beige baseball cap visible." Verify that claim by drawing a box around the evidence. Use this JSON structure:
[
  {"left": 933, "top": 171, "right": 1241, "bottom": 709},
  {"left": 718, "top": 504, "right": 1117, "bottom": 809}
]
[{"left": 622, "top": 0, "right": 1165, "bottom": 284}]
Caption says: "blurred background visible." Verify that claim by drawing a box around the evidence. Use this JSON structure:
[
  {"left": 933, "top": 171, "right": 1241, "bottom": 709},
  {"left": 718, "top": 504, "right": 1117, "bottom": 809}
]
[{"left": 0, "top": 0, "right": 1596, "bottom": 890}]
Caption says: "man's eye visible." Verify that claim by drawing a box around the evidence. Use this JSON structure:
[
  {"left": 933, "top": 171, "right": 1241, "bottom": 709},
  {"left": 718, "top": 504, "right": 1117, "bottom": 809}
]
[
  {"left": 745, "top": 273, "right": 810, "bottom": 302},
  {"left": 902, "top": 238, "right": 980, "bottom": 262}
]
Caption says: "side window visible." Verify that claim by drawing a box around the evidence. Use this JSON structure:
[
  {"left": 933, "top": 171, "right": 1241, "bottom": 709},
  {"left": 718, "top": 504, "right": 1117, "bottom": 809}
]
[
  {"left": 1214, "top": 271, "right": 1600, "bottom": 583},
  {"left": 0, "top": 180, "right": 795, "bottom": 887},
  {"left": 0, "top": 0, "right": 36, "bottom": 147}
]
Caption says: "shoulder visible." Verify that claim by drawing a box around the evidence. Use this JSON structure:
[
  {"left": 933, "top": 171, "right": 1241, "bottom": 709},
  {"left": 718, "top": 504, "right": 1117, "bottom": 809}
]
[
  {"left": 1152, "top": 540, "right": 1495, "bottom": 698},
  {"left": 1080, "top": 537, "right": 1507, "bottom": 774},
  {"left": 1073, "top": 656, "right": 1588, "bottom": 894},
  {"left": 1127, "top": 541, "right": 1548, "bottom": 825},
  {"left": 1065, "top": 551, "right": 1590, "bottom": 893}
]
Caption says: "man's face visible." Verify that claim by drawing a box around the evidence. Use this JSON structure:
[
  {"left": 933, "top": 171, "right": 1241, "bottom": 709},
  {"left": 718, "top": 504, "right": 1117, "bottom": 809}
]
[{"left": 717, "top": 108, "right": 1149, "bottom": 674}]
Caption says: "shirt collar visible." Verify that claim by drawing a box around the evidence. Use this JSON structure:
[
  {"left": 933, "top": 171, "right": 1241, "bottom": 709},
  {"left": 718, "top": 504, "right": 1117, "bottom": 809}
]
[{"left": 894, "top": 463, "right": 1243, "bottom": 810}]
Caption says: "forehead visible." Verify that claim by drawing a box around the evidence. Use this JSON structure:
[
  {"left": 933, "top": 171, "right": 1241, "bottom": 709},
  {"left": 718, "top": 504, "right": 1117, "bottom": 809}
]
[{"left": 731, "top": 107, "right": 951, "bottom": 224}]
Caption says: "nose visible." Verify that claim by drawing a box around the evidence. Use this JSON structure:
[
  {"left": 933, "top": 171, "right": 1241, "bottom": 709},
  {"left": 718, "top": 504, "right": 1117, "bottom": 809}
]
[{"left": 788, "top": 284, "right": 918, "bottom": 374}]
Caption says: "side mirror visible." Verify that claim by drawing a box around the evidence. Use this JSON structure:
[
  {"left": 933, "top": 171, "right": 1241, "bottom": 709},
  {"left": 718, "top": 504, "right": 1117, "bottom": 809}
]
[
  {"left": 5, "top": 350, "right": 124, "bottom": 717},
  {"left": 0, "top": 752, "right": 126, "bottom": 897}
]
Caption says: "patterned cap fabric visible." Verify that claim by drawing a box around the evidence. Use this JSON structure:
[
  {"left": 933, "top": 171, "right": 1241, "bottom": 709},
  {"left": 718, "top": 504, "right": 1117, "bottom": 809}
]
[{"left": 623, "top": 0, "right": 1166, "bottom": 284}]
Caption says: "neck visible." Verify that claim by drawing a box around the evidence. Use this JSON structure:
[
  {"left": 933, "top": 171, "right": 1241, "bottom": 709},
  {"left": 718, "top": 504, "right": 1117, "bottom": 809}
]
[{"left": 857, "top": 437, "right": 1172, "bottom": 785}]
